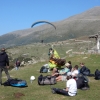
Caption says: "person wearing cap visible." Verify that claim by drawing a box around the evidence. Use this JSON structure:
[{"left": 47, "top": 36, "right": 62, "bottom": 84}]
[
  {"left": 59, "top": 63, "right": 70, "bottom": 75},
  {"left": 65, "top": 72, "right": 77, "bottom": 96},
  {"left": 52, "top": 72, "right": 77, "bottom": 96},
  {"left": 54, "top": 63, "right": 70, "bottom": 81},
  {"left": 0, "top": 48, "right": 11, "bottom": 85}
]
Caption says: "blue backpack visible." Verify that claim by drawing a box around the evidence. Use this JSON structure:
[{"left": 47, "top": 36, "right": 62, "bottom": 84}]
[{"left": 3, "top": 78, "right": 28, "bottom": 87}]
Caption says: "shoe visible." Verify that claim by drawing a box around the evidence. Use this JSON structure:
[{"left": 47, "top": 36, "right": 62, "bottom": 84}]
[
  {"left": 51, "top": 88, "right": 56, "bottom": 94},
  {"left": 81, "top": 87, "right": 90, "bottom": 90},
  {"left": 51, "top": 89, "right": 56, "bottom": 94},
  {"left": 48, "top": 69, "right": 50, "bottom": 72},
  {"left": 0, "top": 83, "right": 2, "bottom": 86}
]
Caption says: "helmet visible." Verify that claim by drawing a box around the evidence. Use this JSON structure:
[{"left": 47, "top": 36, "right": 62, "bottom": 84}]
[{"left": 30, "top": 76, "right": 35, "bottom": 81}]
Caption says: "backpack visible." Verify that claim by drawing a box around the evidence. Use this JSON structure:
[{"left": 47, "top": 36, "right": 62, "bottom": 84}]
[
  {"left": 95, "top": 69, "right": 100, "bottom": 80},
  {"left": 82, "top": 67, "right": 90, "bottom": 76},
  {"left": 38, "top": 74, "right": 56, "bottom": 85},
  {"left": 40, "top": 66, "right": 48, "bottom": 73},
  {"left": 3, "top": 78, "right": 28, "bottom": 87},
  {"left": 76, "top": 73, "right": 89, "bottom": 89},
  {"left": 76, "top": 77, "right": 84, "bottom": 89}
]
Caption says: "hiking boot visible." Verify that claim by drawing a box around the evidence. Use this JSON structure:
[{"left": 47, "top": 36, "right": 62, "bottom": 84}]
[
  {"left": 51, "top": 88, "right": 56, "bottom": 94},
  {"left": 81, "top": 87, "right": 90, "bottom": 90},
  {"left": 0, "top": 83, "right": 2, "bottom": 86},
  {"left": 52, "top": 89, "right": 56, "bottom": 94}
]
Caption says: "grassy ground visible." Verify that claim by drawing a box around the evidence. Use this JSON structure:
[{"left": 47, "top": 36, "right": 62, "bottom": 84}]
[{"left": 0, "top": 54, "right": 100, "bottom": 100}]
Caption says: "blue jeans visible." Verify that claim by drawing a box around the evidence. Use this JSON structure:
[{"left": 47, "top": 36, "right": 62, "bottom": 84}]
[{"left": 15, "top": 67, "right": 19, "bottom": 70}]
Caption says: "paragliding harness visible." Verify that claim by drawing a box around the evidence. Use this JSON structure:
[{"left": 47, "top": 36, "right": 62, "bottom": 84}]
[
  {"left": 38, "top": 74, "right": 57, "bottom": 85},
  {"left": 3, "top": 78, "right": 28, "bottom": 87},
  {"left": 49, "top": 57, "right": 66, "bottom": 68}
]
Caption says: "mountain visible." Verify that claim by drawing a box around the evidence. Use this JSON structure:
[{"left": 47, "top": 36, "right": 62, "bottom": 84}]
[{"left": 0, "top": 6, "right": 100, "bottom": 48}]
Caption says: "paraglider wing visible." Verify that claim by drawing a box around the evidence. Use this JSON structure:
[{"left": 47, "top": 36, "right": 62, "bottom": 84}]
[{"left": 31, "top": 21, "right": 56, "bottom": 30}]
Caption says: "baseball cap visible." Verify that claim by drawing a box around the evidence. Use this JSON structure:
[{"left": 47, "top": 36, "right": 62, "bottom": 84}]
[{"left": 65, "top": 63, "right": 70, "bottom": 66}]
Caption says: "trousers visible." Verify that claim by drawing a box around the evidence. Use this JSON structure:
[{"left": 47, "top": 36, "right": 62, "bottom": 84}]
[
  {"left": 53, "top": 88, "right": 70, "bottom": 96},
  {"left": 0, "top": 66, "right": 11, "bottom": 84}
]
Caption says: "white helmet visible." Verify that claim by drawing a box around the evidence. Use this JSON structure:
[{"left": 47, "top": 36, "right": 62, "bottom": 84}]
[{"left": 30, "top": 76, "right": 35, "bottom": 81}]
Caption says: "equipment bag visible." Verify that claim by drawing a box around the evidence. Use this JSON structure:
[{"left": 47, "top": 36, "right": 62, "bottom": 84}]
[
  {"left": 3, "top": 78, "right": 28, "bottom": 87},
  {"left": 76, "top": 73, "right": 89, "bottom": 89},
  {"left": 38, "top": 74, "right": 56, "bottom": 85},
  {"left": 95, "top": 69, "right": 100, "bottom": 80},
  {"left": 76, "top": 77, "right": 84, "bottom": 89},
  {"left": 40, "top": 66, "right": 48, "bottom": 73}
]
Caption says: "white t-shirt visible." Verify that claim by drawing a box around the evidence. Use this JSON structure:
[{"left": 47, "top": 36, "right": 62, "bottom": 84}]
[
  {"left": 66, "top": 78, "right": 77, "bottom": 96},
  {"left": 72, "top": 70, "right": 79, "bottom": 77}
]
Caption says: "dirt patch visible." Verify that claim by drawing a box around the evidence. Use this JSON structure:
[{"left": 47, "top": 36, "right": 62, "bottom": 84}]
[{"left": 13, "top": 92, "right": 25, "bottom": 99}]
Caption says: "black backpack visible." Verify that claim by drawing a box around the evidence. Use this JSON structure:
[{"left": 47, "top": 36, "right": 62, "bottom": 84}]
[
  {"left": 76, "top": 77, "right": 84, "bottom": 89},
  {"left": 40, "top": 66, "right": 48, "bottom": 73},
  {"left": 95, "top": 69, "right": 100, "bottom": 80},
  {"left": 38, "top": 74, "right": 56, "bottom": 85},
  {"left": 76, "top": 73, "right": 89, "bottom": 89},
  {"left": 82, "top": 67, "right": 90, "bottom": 76}
]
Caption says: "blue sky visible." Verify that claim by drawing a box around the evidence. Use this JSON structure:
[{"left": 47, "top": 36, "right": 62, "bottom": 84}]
[{"left": 0, "top": 0, "right": 100, "bottom": 36}]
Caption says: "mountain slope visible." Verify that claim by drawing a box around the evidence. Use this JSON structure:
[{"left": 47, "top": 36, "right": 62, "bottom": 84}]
[{"left": 0, "top": 6, "right": 100, "bottom": 47}]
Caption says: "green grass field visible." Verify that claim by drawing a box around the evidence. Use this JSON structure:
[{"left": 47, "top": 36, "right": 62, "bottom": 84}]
[{"left": 0, "top": 54, "right": 100, "bottom": 100}]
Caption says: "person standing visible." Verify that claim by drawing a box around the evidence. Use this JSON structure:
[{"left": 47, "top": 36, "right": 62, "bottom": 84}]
[
  {"left": 15, "top": 59, "right": 20, "bottom": 70},
  {"left": 0, "top": 48, "right": 11, "bottom": 85}
]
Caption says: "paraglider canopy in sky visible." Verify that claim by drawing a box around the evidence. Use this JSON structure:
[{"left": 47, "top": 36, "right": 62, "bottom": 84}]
[{"left": 31, "top": 20, "right": 56, "bottom": 30}]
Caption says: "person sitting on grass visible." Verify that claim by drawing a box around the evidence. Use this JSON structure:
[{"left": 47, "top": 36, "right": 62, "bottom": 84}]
[
  {"left": 79, "top": 62, "right": 90, "bottom": 76},
  {"left": 71, "top": 65, "right": 79, "bottom": 79},
  {"left": 55, "top": 64, "right": 79, "bottom": 82},
  {"left": 52, "top": 72, "right": 77, "bottom": 96},
  {"left": 68, "top": 61, "right": 72, "bottom": 71},
  {"left": 52, "top": 63, "right": 70, "bottom": 81}
]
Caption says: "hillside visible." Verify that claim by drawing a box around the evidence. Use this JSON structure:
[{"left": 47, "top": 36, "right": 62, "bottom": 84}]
[
  {"left": 0, "top": 6, "right": 100, "bottom": 48},
  {"left": 1, "top": 54, "right": 100, "bottom": 100},
  {"left": 7, "top": 39, "right": 94, "bottom": 68}
]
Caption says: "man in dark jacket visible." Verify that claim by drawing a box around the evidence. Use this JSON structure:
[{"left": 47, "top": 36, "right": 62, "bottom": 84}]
[
  {"left": 0, "top": 48, "right": 11, "bottom": 85},
  {"left": 79, "top": 63, "right": 86, "bottom": 74},
  {"left": 79, "top": 62, "right": 90, "bottom": 76}
]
